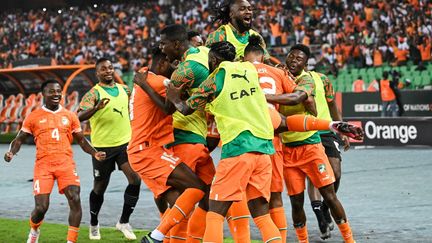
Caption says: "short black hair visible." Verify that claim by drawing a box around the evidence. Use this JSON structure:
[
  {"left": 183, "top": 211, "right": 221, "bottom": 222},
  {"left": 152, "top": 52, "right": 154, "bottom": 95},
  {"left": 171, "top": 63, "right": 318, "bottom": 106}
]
[
  {"left": 212, "top": 0, "right": 235, "bottom": 24},
  {"left": 151, "top": 45, "right": 167, "bottom": 65},
  {"left": 383, "top": 71, "right": 389, "bottom": 79},
  {"left": 95, "top": 57, "right": 111, "bottom": 68},
  {"left": 160, "top": 24, "right": 188, "bottom": 42},
  {"left": 188, "top": 30, "right": 200, "bottom": 41},
  {"left": 210, "top": 41, "right": 236, "bottom": 62},
  {"left": 244, "top": 35, "right": 264, "bottom": 55},
  {"left": 290, "top": 44, "right": 311, "bottom": 59},
  {"left": 41, "top": 79, "right": 62, "bottom": 92}
]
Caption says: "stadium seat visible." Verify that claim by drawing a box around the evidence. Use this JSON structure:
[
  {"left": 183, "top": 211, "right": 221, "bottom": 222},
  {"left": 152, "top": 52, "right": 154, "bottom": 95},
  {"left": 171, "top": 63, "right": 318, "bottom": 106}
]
[
  {"left": 10, "top": 94, "right": 37, "bottom": 132},
  {"left": 3, "top": 94, "right": 25, "bottom": 133}
]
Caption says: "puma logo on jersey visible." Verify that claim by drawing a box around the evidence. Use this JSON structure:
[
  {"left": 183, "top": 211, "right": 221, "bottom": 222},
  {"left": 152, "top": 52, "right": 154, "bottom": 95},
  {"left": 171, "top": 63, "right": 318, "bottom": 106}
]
[
  {"left": 231, "top": 70, "right": 250, "bottom": 83},
  {"left": 113, "top": 108, "right": 123, "bottom": 117},
  {"left": 39, "top": 118, "right": 47, "bottom": 123}
]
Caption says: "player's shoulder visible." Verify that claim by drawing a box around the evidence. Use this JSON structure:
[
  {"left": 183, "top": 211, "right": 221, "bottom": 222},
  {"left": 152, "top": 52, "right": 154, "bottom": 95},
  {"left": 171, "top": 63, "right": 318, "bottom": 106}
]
[{"left": 24, "top": 108, "right": 42, "bottom": 122}]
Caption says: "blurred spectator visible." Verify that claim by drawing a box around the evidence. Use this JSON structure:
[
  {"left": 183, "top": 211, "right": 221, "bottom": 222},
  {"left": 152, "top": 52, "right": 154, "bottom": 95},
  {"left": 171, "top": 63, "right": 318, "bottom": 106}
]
[
  {"left": 187, "top": 30, "right": 204, "bottom": 47},
  {"left": 379, "top": 71, "right": 398, "bottom": 117},
  {"left": 0, "top": 0, "right": 430, "bottom": 74},
  {"left": 352, "top": 76, "right": 365, "bottom": 93}
]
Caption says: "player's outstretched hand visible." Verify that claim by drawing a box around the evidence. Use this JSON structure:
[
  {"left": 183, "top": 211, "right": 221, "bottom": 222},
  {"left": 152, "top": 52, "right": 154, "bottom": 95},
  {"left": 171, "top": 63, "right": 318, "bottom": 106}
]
[
  {"left": 330, "top": 122, "right": 364, "bottom": 141},
  {"left": 96, "top": 98, "right": 110, "bottom": 110},
  {"left": 94, "top": 151, "right": 106, "bottom": 161},
  {"left": 166, "top": 82, "right": 186, "bottom": 102},
  {"left": 4, "top": 151, "right": 13, "bottom": 162},
  {"left": 133, "top": 71, "right": 148, "bottom": 87}
]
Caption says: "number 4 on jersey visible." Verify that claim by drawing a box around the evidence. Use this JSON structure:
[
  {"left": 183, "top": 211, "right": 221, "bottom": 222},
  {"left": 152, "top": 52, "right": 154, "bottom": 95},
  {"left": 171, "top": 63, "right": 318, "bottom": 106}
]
[{"left": 51, "top": 128, "right": 60, "bottom": 141}]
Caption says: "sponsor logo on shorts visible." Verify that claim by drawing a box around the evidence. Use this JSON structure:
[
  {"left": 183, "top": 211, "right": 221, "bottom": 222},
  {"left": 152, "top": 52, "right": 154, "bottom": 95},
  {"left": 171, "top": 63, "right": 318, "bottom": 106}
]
[
  {"left": 94, "top": 169, "right": 100, "bottom": 177},
  {"left": 318, "top": 164, "right": 326, "bottom": 174}
]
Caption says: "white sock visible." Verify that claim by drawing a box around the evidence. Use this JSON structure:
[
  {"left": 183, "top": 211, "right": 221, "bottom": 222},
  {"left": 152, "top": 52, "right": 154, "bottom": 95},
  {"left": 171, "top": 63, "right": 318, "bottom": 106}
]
[
  {"left": 30, "top": 228, "right": 39, "bottom": 234},
  {"left": 150, "top": 229, "right": 164, "bottom": 241}
]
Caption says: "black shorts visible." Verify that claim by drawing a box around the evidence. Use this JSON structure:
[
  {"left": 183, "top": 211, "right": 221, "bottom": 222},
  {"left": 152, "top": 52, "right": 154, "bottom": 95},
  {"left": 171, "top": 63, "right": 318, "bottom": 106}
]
[
  {"left": 320, "top": 133, "right": 342, "bottom": 161},
  {"left": 92, "top": 143, "right": 129, "bottom": 181}
]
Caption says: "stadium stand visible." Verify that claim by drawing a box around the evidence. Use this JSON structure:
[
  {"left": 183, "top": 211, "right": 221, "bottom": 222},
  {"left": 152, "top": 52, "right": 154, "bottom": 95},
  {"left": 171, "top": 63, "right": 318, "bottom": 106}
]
[{"left": 0, "top": 0, "right": 430, "bottom": 79}]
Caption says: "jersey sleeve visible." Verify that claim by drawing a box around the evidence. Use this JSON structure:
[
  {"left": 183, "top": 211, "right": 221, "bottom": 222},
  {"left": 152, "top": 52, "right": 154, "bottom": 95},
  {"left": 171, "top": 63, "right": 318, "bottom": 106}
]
[
  {"left": 186, "top": 69, "right": 225, "bottom": 111},
  {"left": 21, "top": 112, "right": 34, "bottom": 134},
  {"left": 78, "top": 88, "right": 98, "bottom": 111},
  {"left": 170, "top": 61, "right": 197, "bottom": 89},
  {"left": 320, "top": 73, "right": 335, "bottom": 102},
  {"left": 70, "top": 113, "right": 82, "bottom": 133},
  {"left": 280, "top": 71, "right": 297, "bottom": 94},
  {"left": 205, "top": 28, "right": 226, "bottom": 47},
  {"left": 295, "top": 75, "right": 315, "bottom": 97}
]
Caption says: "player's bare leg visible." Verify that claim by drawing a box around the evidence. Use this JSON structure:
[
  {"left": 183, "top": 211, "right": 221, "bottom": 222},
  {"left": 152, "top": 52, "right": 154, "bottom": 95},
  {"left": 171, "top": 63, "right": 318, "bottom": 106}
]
[
  {"left": 142, "top": 163, "right": 206, "bottom": 243},
  {"left": 27, "top": 194, "right": 50, "bottom": 243},
  {"left": 319, "top": 184, "right": 355, "bottom": 243},
  {"left": 64, "top": 185, "right": 82, "bottom": 243}
]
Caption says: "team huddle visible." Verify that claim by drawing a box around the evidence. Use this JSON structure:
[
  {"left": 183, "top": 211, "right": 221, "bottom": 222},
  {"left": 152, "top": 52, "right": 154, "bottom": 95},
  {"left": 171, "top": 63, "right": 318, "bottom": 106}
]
[{"left": 4, "top": 1, "right": 365, "bottom": 243}]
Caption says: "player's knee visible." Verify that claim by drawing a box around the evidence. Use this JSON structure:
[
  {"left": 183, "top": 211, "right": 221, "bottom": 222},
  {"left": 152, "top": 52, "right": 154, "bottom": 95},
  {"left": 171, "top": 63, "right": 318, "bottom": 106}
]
[
  {"left": 34, "top": 204, "right": 49, "bottom": 215},
  {"left": 321, "top": 190, "right": 337, "bottom": 204},
  {"left": 130, "top": 174, "right": 141, "bottom": 185},
  {"left": 269, "top": 192, "right": 283, "bottom": 209},
  {"left": 69, "top": 192, "right": 81, "bottom": 205}
]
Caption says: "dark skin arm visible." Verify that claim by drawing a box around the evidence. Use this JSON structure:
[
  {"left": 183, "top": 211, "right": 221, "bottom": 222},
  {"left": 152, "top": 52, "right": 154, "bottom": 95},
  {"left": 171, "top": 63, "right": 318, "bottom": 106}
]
[
  {"left": 265, "top": 90, "right": 317, "bottom": 116},
  {"left": 73, "top": 131, "right": 106, "bottom": 161},
  {"left": 78, "top": 98, "right": 110, "bottom": 122},
  {"left": 4, "top": 131, "right": 31, "bottom": 162},
  {"left": 265, "top": 90, "right": 308, "bottom": 105},
  {"left": 166, "top": 82, "right": 195, "bottom": 116},
  {"left": 133, "top": 72, "right": 176, "bottom": 115}
]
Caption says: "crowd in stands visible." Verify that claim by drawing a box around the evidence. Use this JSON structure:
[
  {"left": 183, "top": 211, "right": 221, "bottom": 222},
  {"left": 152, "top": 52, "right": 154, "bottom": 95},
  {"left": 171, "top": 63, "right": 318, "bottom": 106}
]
[{"left": 0, "top": 0, "right": 431, "bottom": 76}]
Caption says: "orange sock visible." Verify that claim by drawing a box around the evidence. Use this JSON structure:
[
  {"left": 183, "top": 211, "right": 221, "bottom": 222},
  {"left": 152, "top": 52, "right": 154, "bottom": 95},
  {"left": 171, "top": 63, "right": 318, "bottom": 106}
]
[
  {"left": 227, "top": 200, "right": 251, "bottom": 243},
  {"left": 157, "top": 188, "right": 205, "bottom": 235},
  {"left": 170, "top": 218, "right": 188, "bottom": 243},
  {"left": 187, "top": 207, "right": 207, "bottom": 243},
  {"left": 202, "top": 212, "right": 224, "bottom": 243},
  {"left": 269, "top": 207, "right": 288, "bottom": 243},
  {"left": 286, "top": 115, "right": 331, "bottom": 132},
  {"left": 67, "top": 226, "right": 79, "bottom": 243},
  {"left": 29, "top": 218, "right": 43, "bottom": 231},
  {"left": 253, "top": 214, "right": 282, "bottom": 243},
  {"left": 337, "top": 221, "right": 355, "bottom": 243},
  {"left": 294, "top": 225, "right": 309, "bottom": 243}
]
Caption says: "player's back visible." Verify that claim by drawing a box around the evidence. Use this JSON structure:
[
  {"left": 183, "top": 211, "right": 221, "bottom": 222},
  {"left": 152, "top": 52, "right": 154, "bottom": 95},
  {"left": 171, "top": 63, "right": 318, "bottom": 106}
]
[
  {"left": 128, "top": 70, "right": 173, "bottom": 151},
  {"left": 254, "top": 62, "right": 296, "bottom": 109},
  {"left": 22, "top": 106, "right": 80, "bottom": 161}
]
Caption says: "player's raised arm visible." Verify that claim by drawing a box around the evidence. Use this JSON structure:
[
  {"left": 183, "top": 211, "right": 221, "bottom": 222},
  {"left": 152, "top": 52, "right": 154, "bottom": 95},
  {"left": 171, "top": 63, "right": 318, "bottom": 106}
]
[
  {"left": 265, "top": 90, "right": 308, "bottom": 105},
  {"left": 4, "top": 130, "right": 31, "bottom": 162},
  {"left": 133, "top": 71, "right": 175, "bottom": 115},
  {"left": 73, "top": 131, "right": 106, "bottom": 161}
]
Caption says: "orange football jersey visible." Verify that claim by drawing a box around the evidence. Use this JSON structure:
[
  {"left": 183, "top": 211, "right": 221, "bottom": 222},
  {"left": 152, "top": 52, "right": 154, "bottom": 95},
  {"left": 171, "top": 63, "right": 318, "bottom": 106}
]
[{"left": 21, "top": 106, "right": 81, "bottom": 161}]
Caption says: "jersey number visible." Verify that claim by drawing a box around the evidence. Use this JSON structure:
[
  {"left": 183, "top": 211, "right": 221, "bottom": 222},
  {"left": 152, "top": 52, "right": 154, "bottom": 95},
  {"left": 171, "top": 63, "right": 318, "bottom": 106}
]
[
  {"left": 259, "top": 76, "right": 277, "bottom": 109},
  {"left": 259, "top": 76, "right": 277, "bottom": 95},
  {"left": 33, "top": 179, "right": 40, "bottom": 194},
  {"left": 51, "top": 128, "right": 60, "bottom": 141}
]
